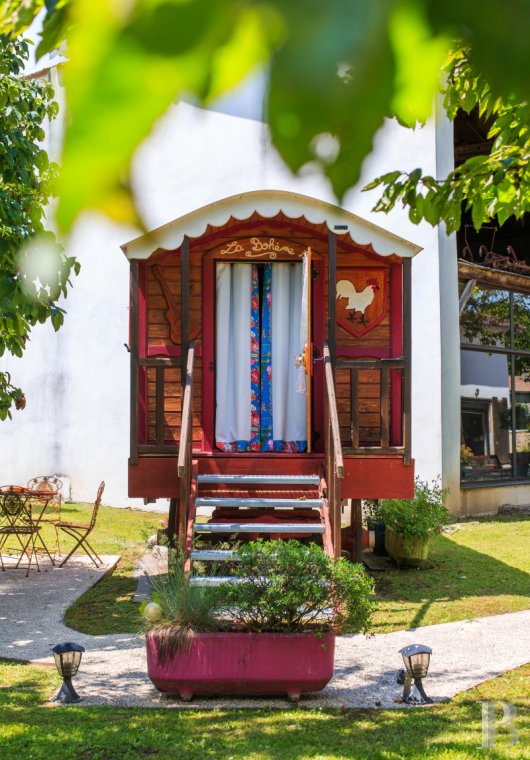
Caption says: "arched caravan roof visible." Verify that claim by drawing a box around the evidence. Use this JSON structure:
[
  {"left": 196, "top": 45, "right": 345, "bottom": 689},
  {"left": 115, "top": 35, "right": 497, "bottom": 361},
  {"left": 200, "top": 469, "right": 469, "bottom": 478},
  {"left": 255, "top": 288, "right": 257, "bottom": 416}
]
[{"left": 121, "top": 190, "right": 423, "bottom": 260}]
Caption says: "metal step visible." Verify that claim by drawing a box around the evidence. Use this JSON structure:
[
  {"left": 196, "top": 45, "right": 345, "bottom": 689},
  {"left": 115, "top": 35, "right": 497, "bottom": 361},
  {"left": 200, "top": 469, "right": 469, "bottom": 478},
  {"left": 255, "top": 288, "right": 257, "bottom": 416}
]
[
  {"left": 194, "top": 522, "right": 325, "bottom": 534},
  {"left": 191, "top": 549, "right": 239, "bottom": 562},
  {"left": 196, "top": 497, "right": 323, "bottom": 509},
  {"left": 189, "top": 576, "right": 241, "bottom": 586},
  {"left": 197, "top": 474, "right": 321, "bottom": 486}
]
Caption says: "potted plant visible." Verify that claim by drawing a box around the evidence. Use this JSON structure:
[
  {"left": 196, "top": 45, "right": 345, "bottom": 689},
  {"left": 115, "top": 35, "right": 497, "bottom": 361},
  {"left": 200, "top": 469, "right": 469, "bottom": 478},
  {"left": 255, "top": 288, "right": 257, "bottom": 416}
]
[
  {"left": 144, "top": 540, "right": 375, "bottom": 701},
  {"left": 380, "top": 478, "right": 449, "bottom": 568},
  {"left": 363, "top": 499, "right": 387, "bottom": 556},
  {"left": 460, "top": 445, "right": 474, "bottom": 479}
]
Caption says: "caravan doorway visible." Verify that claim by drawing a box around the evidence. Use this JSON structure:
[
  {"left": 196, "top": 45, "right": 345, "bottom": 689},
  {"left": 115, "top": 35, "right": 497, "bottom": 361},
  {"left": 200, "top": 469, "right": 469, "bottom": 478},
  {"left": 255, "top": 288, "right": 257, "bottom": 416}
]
[{"left": 215, "top": 261, "right": 311, "bottom": 452}]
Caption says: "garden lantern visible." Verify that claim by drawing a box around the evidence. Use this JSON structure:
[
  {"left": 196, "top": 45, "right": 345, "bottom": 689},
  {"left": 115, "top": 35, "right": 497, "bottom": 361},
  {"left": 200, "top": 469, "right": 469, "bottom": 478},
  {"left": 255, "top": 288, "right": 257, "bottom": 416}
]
[
  {"left": 52, "top": 642, "right": 85, "bottom": 703},
  {"left": 398, "top": 644, "right": 433, "bottom": 704}
]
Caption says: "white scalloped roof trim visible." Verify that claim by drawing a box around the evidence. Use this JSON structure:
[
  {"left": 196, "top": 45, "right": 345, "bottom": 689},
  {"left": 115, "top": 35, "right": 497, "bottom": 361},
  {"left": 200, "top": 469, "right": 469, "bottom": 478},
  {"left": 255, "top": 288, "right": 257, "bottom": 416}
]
[{"left": 121, "top": 190, "right": 422, "bottom": 260}]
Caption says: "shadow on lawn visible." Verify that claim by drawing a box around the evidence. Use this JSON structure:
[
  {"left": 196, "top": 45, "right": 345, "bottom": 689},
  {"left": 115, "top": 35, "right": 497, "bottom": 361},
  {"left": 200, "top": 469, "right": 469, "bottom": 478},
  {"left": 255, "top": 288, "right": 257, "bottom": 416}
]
[
  {"left": 1, "top": 659, "right": 528, "bottom": 759},
  {"left": 371, "top": 523, "right": 530, "bottom": 632},
  {"left": 0, "top": 674, "right": 512, "bottom": 760}
]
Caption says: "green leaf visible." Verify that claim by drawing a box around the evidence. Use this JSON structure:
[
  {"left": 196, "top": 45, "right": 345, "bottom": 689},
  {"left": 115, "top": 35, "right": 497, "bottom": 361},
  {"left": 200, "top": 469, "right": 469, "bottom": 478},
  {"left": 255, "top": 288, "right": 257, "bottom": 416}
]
[
  {"left": 56, "top": 0, "right": 281, "bottom": 229},
  {"left": 36, "top": 1, "right": 69, "bottom": 59},
  {"left": 471, "top": 194, "right": 486, "bottom": 231},
  {"left": 267, "top": 0, "right": 394, "bottom": 200},
  {"left": 0, "top": 1, "right": 43, "bottom": 38},
  {"left": 389, "top": 0, "right": 449, "bottom": 126}
]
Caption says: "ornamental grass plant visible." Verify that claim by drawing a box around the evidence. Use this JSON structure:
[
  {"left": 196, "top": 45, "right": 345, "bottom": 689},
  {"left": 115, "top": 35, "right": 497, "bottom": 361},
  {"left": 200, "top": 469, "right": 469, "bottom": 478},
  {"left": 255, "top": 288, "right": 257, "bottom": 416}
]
[{"left": 142, "top": 552, "right": 222, "bottom": 662}]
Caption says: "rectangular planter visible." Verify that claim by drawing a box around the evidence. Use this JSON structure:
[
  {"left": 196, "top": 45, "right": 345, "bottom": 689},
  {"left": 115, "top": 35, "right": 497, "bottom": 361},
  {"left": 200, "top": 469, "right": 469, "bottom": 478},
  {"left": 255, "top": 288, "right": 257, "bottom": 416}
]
[
  {"left": 385, "top": 526, "right": 431, "bottom": 567},
  {"left": 146, "top": 630, "right": 335, "bottom": 701}
]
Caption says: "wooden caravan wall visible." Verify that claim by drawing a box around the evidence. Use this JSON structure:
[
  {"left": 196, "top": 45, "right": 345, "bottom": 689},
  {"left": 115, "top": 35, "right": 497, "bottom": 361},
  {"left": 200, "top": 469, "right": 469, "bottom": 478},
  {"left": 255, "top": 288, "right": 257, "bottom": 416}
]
[
  {"left": 139, "top": 215, "right": 402, "bottom": 452},
  {"left": 143, "top": 253, "right": 203, "bottom": 446},
  {"left": 332, "top": 246, "right": 400, "bottom": 449}
]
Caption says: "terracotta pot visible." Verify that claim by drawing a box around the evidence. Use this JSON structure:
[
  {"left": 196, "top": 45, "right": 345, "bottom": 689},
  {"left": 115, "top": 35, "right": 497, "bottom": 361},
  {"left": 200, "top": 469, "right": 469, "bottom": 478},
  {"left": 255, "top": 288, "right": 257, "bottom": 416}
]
[
  {"left": 146, "top": 630, "right": 335, "bottom": 702},
  {"left": 385, "top": 527, "right": 431, "bottom": 568}
]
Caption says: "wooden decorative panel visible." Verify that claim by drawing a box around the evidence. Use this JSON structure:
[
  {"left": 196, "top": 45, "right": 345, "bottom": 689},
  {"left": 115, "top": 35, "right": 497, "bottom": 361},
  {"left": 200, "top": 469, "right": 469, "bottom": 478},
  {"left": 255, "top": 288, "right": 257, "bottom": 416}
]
[{"left": 336, "top": 268, "right": 389, "bottom": 338}]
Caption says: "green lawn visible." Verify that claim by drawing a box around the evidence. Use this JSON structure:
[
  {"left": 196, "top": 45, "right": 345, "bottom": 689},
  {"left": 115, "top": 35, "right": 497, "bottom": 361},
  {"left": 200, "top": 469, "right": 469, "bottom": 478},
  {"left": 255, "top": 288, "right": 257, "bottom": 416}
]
[
  {"left": 0, "top": 659, "right": 528, "bottom": 759},
  {"left": 371, "top": 516, "right": 530, "bottom": 633},
  {"left": 59, "top": 506, "right": 530, "bottom": 637},
  {"left": 38, "top": 502, "right": 162, "bottom": 635}
]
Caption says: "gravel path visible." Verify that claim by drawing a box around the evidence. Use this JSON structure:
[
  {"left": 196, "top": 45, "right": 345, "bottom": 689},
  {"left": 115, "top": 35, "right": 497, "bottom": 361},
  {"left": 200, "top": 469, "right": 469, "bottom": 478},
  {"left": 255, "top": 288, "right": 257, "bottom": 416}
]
[{"left": 1, "top": 556, "right": 529, "bottom": 709}]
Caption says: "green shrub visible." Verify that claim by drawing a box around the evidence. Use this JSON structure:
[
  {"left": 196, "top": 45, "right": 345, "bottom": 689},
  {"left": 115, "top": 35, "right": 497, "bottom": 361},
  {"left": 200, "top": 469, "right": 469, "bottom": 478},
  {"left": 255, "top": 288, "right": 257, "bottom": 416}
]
[
  {"left": 500, "top": 403, "right": 529, "bottom": 430},
  {"left": 380, "top": 478, "right": 449, "bottom": 540},
  {"left": 219, "top": 540, "right": 375, "bottom": 634}
]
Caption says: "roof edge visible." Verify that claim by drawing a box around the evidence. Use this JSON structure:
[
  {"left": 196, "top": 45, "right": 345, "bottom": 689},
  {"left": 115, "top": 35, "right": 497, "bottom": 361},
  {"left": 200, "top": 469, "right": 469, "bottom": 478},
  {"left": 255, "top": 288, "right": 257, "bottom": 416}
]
[{"left": 121, "top": 190, "right": 423, "bottom": 260}]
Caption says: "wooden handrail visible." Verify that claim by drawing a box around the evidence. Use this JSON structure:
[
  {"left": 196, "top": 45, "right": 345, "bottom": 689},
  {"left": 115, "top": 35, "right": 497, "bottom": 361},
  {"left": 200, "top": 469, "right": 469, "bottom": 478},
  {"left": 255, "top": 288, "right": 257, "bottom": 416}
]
[
  {"left": 323, "top": 344, "right": 344, "bottom": 479},
  {"left": 323, "top": 342, "right": 343, "bottom": 559},
  {"left": 177, "top": 343, "right": 195, "bottom": 478}
]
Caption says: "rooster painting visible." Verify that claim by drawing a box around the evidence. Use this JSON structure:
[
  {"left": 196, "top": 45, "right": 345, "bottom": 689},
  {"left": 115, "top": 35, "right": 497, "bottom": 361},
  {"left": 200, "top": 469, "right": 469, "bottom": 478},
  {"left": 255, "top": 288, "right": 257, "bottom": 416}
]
[{"left": 336, "top": 278, "right": 379, "bottom": 314}]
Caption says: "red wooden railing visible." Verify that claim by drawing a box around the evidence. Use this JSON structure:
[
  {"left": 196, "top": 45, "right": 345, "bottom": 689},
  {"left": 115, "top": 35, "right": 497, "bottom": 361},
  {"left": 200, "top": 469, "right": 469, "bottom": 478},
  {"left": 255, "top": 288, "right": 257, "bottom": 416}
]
[
  {"left": 177, "top": 342, "right": 196, "bottom": 546},
  {"left": 337, "top": 356, "right": 411, "bottom": 465},
  {"left": 323, "top": 343, "right": 344, "bottom": 558}
]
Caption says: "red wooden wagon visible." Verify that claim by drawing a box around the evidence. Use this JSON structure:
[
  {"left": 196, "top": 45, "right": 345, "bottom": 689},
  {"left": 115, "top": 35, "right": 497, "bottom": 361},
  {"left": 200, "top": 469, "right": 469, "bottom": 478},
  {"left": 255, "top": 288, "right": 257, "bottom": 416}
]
[{"left": 122, "top": 191, "right": 422, "bottom": 563}]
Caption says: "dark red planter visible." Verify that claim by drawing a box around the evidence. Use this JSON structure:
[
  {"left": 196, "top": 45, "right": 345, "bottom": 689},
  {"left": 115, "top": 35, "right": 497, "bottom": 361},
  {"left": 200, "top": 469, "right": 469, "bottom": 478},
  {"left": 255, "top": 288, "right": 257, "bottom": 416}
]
[{"left": 146, "top": 630, "right": 335, "bottom": 701}]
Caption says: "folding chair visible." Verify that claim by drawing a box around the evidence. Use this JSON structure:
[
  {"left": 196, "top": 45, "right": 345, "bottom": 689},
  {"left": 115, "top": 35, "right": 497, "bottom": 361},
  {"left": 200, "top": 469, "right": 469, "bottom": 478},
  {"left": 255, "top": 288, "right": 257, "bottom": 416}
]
[
  {"left": 27, "top": 475, "right": 63, "bottom": 514},
  {"left": 0, "top": 489, "right": 55, "bottom": 575},
  {"left": 55, "top": 482, "right": 105, "bottom": 568},
  {"left": 28, "top": 475, "right": 63, "bottom": 555}
]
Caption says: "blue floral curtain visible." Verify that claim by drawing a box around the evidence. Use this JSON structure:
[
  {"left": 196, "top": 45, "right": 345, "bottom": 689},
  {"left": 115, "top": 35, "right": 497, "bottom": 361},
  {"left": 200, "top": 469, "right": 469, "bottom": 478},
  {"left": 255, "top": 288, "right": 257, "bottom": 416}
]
[{"left": 260, "top": 264, "right": 273, "bottom": 450}]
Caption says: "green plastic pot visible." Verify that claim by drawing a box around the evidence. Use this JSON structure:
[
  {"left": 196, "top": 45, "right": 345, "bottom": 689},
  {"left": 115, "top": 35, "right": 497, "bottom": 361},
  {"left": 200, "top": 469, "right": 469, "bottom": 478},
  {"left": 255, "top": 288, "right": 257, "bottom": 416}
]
[{"left": 385, "top": 527, "right": 431, "bottom": 568}]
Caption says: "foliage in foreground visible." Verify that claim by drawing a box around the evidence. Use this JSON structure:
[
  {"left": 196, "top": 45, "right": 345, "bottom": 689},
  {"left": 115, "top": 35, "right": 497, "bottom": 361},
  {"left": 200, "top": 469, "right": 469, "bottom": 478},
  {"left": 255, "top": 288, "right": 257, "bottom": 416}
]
[
  {"left": 367, "top": 47, "right": 530, "bottom": 233},
  {"left": 0, "top": 659, "right": 528, "bottom": 759},
  {"left": 4, "top": 3, "right": 530, "bottom": 232},
  {"left": 0, "top": 36, "right": 79, "bottom": 419}
]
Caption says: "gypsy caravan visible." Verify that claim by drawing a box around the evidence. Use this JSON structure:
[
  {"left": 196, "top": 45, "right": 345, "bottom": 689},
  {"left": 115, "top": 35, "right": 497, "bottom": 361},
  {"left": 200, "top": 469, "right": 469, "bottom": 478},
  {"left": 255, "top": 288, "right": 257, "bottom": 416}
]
[{"left": 122, "top": 191, "right": 421, "bottom": 567}]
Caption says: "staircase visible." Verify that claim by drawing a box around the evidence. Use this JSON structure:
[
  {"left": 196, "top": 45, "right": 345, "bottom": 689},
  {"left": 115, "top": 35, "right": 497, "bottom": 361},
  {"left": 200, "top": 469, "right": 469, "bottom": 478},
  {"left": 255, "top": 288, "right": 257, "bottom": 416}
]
[{"left": 185, "top": 471, "right": 333, "bottom": 586}]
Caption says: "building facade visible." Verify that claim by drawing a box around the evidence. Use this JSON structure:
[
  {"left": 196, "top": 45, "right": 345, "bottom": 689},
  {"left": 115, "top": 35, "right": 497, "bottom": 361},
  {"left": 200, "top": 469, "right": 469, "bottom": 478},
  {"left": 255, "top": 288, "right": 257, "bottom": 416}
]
[{"left": 2, "top": 62, "right": 528, "bottom": 516}]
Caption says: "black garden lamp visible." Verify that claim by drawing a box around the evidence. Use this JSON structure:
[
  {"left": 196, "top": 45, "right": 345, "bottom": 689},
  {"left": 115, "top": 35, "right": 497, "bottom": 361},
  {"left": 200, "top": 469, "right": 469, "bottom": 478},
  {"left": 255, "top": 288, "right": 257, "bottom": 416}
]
[
  {"left": 398, "top": 644, "right": 433, "bottom": 704},
  {"left": 52, "top": 642, "right": 85, "bottom": 703}
]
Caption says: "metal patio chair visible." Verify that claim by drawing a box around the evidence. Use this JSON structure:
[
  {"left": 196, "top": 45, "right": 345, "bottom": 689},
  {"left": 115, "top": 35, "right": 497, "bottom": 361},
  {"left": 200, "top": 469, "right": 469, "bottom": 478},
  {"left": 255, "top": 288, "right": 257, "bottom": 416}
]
[
  {"left": 55, "top": 481, "right": 105, "bottom": 568},
  {"left": 27, "top": 475, "right": 62, "bottom": 515},
  {"left": 0, "top": 488, "right": 56, "bottom": 576},
  {"left": 27, "top": 475, "right": 63, "bottom": 555}
]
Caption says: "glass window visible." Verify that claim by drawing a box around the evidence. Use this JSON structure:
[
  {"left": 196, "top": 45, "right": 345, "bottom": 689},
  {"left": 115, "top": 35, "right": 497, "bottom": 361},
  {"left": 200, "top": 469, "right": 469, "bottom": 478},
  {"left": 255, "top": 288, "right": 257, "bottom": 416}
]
[
  {"left": 513, "top": 293, "right": 530, "bottom": 353},
  {"left": 460, "top": 284, "right": 530, "bottom": 485},
  {"left": 460, "top": 285, "right": 511, "bottom": 348}
]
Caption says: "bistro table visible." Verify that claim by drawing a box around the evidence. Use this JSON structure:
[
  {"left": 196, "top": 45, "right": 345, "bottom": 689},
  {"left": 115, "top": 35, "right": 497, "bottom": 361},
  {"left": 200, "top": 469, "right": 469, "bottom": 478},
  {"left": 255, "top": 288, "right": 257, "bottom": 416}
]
[{"left": 0, "top": 486, "right": 56, "bottom": 575}]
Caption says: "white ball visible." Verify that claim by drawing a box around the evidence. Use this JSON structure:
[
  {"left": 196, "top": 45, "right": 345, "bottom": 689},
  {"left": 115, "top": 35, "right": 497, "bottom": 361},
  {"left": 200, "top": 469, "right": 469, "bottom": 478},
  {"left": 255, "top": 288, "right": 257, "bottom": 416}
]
[{"left": 143, "top": 602, "right": 163, "bottom": 622}]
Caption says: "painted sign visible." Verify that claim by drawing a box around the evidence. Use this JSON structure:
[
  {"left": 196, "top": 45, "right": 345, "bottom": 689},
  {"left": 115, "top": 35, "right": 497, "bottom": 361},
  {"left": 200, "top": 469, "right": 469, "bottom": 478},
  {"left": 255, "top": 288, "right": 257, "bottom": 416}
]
[
  {"left": 336, "top": 268, "right": 388, "bottom": 337},
  {"left": 219, "top": 237, "right": 305, "bottom": 259}
]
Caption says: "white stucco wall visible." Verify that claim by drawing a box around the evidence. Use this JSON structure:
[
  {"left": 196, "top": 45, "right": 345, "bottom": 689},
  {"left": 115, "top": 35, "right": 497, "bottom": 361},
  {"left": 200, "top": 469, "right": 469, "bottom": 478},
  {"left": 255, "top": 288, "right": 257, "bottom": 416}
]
[
  {"left": 0, "top": 215, "right": 137, "bottom": 507},
  {"left": 0, "top": 72, "right": 445, "bottom": 505}
]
